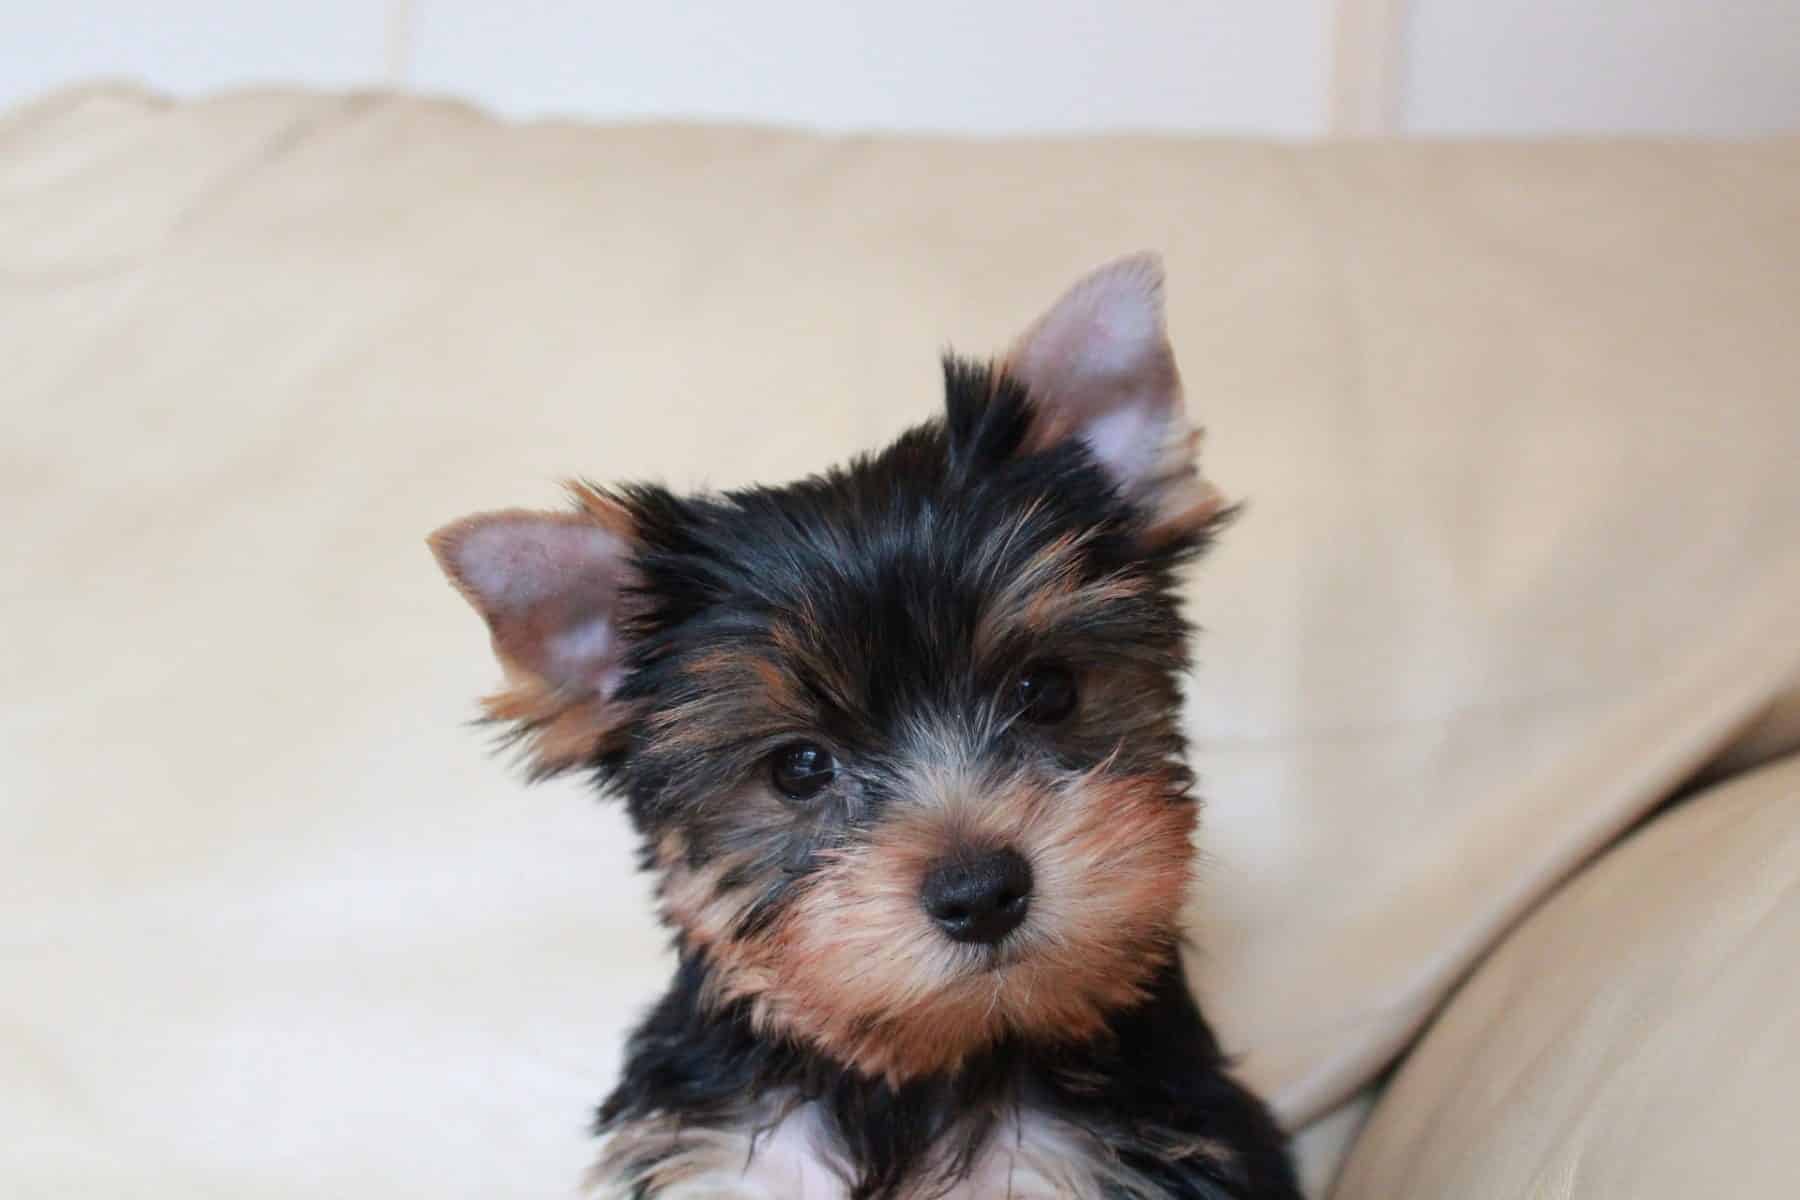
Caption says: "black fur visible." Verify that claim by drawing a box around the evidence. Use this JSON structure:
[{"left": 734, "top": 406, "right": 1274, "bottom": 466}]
[
  {"left": 599, "top": 953, "right": 1299, "bottom": 1199},
  {"left": 600, "top": 362, "right": 1209, "bottom": 879},
  {"left": 549, "top": 360, "right": 1292, "bottom": 1196}
]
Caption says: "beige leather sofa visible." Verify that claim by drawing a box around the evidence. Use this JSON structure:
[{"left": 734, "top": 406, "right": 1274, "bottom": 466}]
[{"left": 5, "top": 86, "right": 1798, "bottom": 1198}]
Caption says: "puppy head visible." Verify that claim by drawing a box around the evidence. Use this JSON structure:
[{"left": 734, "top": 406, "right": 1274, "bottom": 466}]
[{"left": 431, "top": 255, "right": 1230, "bottom": 1081}]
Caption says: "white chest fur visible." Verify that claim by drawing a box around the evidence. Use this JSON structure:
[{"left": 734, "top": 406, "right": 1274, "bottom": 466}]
[{"left": 589, "top": 1097, "right": 1136, "bottom": 1199}]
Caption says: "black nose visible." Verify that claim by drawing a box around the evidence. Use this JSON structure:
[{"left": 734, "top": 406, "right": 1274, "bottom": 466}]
[{"left": 920, "top": 848, "right": 1033, "bottom": 945}]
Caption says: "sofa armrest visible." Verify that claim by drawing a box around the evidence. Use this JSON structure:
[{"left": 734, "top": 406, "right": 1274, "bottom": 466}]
[{"left": 1333, "top": 752, "right": 1800, "bottom": 1199}]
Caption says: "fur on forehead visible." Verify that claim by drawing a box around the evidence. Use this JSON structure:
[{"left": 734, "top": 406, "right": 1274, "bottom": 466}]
[{"left": 611, "top": 359, "right": 1213, "bottom": 731}]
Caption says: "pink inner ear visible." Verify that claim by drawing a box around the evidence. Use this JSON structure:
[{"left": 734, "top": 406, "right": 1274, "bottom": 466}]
[
  {"left": 1006, "top": 253, "right": 1186, "bottom": 501},
  {"left": 432, "top": 513, "right": 630, "bottom": 697},
  {"left": 1076, "top": 400, "right": 1172, "bottom": 492}
]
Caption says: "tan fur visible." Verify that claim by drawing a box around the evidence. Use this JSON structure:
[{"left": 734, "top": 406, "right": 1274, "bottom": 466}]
[
  {"left": 655, "top": 832, "right": 736, "bottom": 941},
  {"left": 676, "top": 759, "right": 1195, "bottom": 1083},
  {"left": 567, "top": 480, "right": 638, "bottom": 538},
  {"left": 1136, "top": 426, "right": 1231, "bottom": 549},
  {"left": 646, "top": 649, "right": 814, "bottom": 755},
  {"left": 973, "top": 525, "right": 1153, "bottom": 656},
  {"left": 769, "top": 615, "right": 858, "bottom": 714},
  {"left": 477, "top": 679, "right": 632, "bottom": 777}
]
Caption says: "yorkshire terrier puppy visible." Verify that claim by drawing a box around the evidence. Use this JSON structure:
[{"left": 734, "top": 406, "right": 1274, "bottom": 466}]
[{"left": 430, "top": 255, "right": 1299, "bottom": 1198}]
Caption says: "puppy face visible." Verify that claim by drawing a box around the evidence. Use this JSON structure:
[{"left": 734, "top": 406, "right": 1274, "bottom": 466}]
[{"left": 432, "top": 255, "right": 1229, "bottom": 1082}]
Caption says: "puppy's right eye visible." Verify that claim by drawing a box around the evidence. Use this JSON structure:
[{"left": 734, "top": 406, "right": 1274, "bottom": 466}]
[
  {"left": 770, "top": 742, "right": 836, "bottom": 801},
  {"left": 1015, "top": 662, "right": 1078, "bottom": 725}
]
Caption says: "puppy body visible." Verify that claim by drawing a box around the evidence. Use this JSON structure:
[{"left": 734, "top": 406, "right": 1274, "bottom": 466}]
[
  {"left": 594, "top": 1101, "right": 1119, "bottom": 1199},
  {"left": 432, "top": 256, "right": 1300, "bottom": 1199},
  {"left": 592, "top": 1093, "right": 1087, "bottom": 1199},
  {"left": 590, "top": 957, "right": 1293, "bottom": 1199}
]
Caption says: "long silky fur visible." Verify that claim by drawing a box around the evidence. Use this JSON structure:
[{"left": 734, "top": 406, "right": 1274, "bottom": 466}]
[
  {"left": 593, "top": 956, "right": 1293, "bottom": 1199},
  {"left": 488, "top": 360, "right": 1293, "bottom": 1198}
]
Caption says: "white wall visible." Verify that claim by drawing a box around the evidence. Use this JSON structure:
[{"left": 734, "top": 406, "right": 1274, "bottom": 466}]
[
  {"left": 407, "top": 1, "right": 1328, "bottom": 135},
  {"left": 1404, "top": 0, "right": 1800, "bottom": 135},
  {"left": 0, "top": 0, "right": 1330, "bottom": 134},
  {"left": 0, "top": 1, "right": 392, "bottom": 103},
  {"left": 1, "top": 1, "right": 1797, "bottom": 136}
]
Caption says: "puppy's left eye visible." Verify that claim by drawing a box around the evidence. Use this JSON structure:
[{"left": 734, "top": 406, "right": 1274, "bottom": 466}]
[
  {"left": 1015, "top": 663, "right": 1078, "bottom": 724},
  {"left": 770, "top": 742, "right": 837, "bottom": 801}
]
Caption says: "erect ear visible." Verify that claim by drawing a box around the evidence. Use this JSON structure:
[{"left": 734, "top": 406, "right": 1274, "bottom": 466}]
[
  {"left": 428, "top": 488, "right": 638, "bottom": 777},
  {"left": 1005, "top": 253, "right": 1228, "bottom": 543}
]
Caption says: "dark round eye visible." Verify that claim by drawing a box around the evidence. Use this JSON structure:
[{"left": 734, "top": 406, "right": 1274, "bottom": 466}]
[
  {"left": 1015, "top": 663, "right": 1078, "bottom": 724},
  {"left": 770, "top": 742, "right": 837, "bottom": 801}
]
